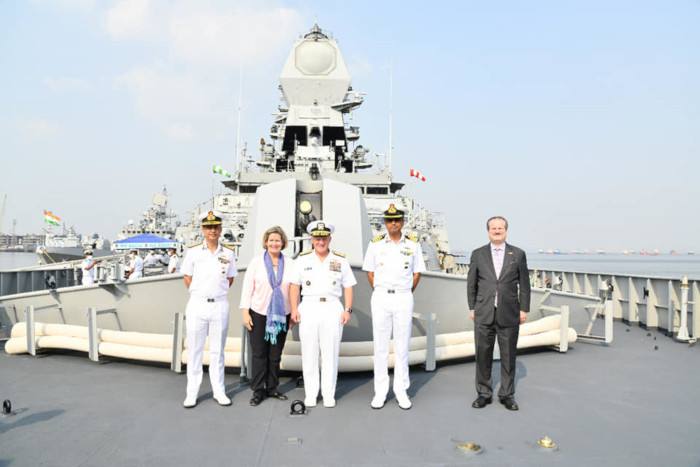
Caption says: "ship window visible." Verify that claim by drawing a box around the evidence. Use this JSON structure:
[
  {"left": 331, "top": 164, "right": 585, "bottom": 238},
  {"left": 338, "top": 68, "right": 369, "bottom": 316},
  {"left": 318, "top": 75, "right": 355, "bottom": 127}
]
[
  {"left": 323, "top": 126, "right": 346, "bottom": 146},
  {"left": 240, "top": 186, "right": 258, "bottom": 194},
  {"left": 282, "top": 126, "right": 308, "bottom": 153},
  {"left": 366, "top": 187, "right": 388, "bottom": 195}
]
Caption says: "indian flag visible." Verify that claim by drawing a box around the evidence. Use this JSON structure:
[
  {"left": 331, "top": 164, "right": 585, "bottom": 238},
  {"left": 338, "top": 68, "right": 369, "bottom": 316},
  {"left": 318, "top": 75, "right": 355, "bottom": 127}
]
[{"left": 44, "top": 211, "right": 61, "bottom": 226}]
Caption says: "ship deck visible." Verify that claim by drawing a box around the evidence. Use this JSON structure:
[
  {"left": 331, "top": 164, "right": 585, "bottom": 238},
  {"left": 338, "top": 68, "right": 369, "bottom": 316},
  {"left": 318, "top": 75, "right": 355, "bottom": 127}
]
[{"left": 1, "top": 322, "right": 699, "bottom": 466}]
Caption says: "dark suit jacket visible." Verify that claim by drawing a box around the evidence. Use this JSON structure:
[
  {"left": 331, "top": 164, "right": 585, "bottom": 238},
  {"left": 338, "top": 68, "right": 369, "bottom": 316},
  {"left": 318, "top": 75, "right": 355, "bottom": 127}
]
[{"left": 466, "top": 243, "right": 531, "bottom": 327}]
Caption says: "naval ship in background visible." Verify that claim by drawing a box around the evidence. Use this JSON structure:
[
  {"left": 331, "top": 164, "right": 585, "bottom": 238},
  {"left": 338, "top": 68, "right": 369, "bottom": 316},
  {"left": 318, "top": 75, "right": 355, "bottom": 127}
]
[
  {"left": 36, "top": 226, "right": 111, "bottom": 264},
  {"left": 0, "top": 24, "right": 655, "bottom": 371},
  {"left": 175, "top": 24, "right": 456, "bottom": 274}
]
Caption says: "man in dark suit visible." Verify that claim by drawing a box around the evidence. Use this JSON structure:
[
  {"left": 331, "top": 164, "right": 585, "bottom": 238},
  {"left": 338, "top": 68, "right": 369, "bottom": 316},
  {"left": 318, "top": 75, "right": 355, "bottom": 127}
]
[{"left": 467, "top": 216, "right": 530, "bottom": 411}]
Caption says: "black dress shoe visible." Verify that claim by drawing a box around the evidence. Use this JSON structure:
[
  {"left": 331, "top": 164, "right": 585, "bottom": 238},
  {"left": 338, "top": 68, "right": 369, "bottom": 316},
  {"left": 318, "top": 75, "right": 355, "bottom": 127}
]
[
  {"left": 267, "top": 390, "right": 288, "bottom": 401},
  {"left": 471, "top": 396, "right": 493, "bottom": 408},
  {"left": 249, "top": 395, "right": 263, "bottom": 406},
  {"left": 499, "top": 396, "right": 519, "bottom": 411}
]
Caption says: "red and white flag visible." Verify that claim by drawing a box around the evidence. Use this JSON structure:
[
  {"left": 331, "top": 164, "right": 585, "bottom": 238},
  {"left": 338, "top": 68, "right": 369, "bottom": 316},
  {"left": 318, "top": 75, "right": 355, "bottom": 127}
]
[{"left": 410, "top": 169, "right": 426, "bottom": 181}]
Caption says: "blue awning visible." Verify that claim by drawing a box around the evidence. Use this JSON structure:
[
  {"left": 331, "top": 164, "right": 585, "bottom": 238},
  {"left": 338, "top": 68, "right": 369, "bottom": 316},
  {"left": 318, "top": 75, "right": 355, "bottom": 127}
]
[{"left": 113, "top": 234, "right": 177, "bottom": 250}]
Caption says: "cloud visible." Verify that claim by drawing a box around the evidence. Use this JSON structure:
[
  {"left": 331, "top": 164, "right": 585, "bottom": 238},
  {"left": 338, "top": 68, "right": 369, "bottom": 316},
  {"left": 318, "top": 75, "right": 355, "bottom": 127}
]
[
  {"left": 106, "top": 0, "right": 167, "bottom": 39},
  {"left": 105, "top": 1, "right": 305, "bottom": 66},
  {"left": 115, "top": 67, "right": 228, "bottom": 141},
  {"left": 167, "top": 5, "right": 305, "bottom": 66},
  {"left": 42, "top": 77, "right": 92, "bottom": 93},
  {"left": 30, "top": 0, "right": 96, "bottom": 11},
  {"left": 17, "top": 119, "right": 60, "bottom": 139},
  {"left": 106, "top": 2, "right": 307, "bottom": 140}
]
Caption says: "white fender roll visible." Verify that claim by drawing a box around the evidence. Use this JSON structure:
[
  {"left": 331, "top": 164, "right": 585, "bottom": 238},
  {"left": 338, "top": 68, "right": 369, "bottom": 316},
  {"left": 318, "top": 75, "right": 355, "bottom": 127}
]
[
  {"left": 99, "top": 330, "right": 173, "bottom": 349},
  {"left": 435, "top": 331, "right": 475, "bottom": 346},
  {"left": 11, "top": 322, "right": 90, "bottom": 339},
  {"left": 520, "top": 315, "right": 561, "bottom": 336},
  {"left": 435, "top": 343, "right": 477, "bottom": 360},
  {"left": 99, "top": 342, "right": 172, "bottom": 363},
  {"left": 517, "top": 328, "right": 577, "bottom": 348}
]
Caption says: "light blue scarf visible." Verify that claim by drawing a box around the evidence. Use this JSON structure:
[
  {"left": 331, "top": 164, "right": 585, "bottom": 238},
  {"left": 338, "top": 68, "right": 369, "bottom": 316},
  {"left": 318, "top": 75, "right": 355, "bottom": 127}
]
[{"left": 264, "top": 251, "right": 286, "bottom": 345}]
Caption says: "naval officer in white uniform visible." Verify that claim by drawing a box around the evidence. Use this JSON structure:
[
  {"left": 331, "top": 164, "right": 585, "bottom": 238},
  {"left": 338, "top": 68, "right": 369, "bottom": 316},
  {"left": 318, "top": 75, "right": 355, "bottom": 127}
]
[
  {"left": 180, "top": 211, "right": 238, "bottom": 408},
  {"left": 362, "top": 203, "right": 426, "bottom": 410},
  {"left": 289, "top": 221, "right": 356, "bottom": 408},
  {"left": 80, "top": 250, "right": 100, "bottom": 285},
  {"left": 126, "top": 250, "right": 144, "bottom": 279},
  {"left": 166, "top": 247, "right": 180, "bottom": 274}
]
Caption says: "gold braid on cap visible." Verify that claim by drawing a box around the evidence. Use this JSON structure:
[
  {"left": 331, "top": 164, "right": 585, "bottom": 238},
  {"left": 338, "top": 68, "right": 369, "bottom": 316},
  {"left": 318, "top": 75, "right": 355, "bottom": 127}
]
[
  {"left": 383, "top": 203, "right": 404, "bottom": 219},
  {"left": 202, "top": 211, "right": 222, "bottom": 226}
]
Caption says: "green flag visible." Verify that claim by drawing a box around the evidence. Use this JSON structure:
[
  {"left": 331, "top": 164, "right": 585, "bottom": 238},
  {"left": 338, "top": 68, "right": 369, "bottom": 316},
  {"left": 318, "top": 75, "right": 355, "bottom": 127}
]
[{"left": 212, "top": 165, "right": 231, "bottom": 177}]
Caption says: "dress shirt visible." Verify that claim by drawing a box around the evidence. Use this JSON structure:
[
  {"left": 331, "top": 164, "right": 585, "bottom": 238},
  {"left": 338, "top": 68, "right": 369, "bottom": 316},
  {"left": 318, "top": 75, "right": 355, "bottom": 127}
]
[
  {"left": 491, "top": 243, "right": 505, "bottom": 278},
  {"left": 239, "top": 254, "right": 294, "bottom": 315},
  {"left": 181, "top": 242, "right": 238, "bottom": 298}
]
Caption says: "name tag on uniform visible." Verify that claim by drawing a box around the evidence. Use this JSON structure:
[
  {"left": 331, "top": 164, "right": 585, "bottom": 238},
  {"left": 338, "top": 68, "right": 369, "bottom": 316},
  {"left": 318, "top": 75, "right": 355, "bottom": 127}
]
[
  {"left": 304, "top": 267, "right": 312, "bottom": 271},
  {"left": 329, "top": 261, "right": 341, "bottom": 272}
]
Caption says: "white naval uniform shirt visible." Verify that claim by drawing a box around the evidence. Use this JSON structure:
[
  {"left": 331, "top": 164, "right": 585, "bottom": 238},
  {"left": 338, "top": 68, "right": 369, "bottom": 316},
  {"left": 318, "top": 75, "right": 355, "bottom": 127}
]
[
  {"left": 128, "top": 256, "right": 144, "bottom": 279},
  {"left": 81, "top": 258, "right": 95, "bottom": 283},
  {"left": 168, "top": 254, "right": 180, "bottom": 274},
  {"left": 290, "top": 250, "right": 357, "bottom": 297},
  {"left": 181, "top": 242, "right": 238, "bottom": 298},
  {"left": 362, "top": 234, "right": 426, "bottom": 291}
]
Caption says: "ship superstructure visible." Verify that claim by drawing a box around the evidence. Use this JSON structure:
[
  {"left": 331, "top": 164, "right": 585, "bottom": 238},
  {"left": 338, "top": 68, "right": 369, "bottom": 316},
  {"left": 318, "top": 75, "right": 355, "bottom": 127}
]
[{"left": 178, "top": 24, "right": 456, "bottom": 272}]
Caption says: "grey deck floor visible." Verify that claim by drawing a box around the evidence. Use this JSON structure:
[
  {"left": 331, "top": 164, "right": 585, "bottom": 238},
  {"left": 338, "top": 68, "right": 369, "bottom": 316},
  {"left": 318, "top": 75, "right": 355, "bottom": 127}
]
[{"left": 1, "top": 323, "right": 699, "bottom": 467}]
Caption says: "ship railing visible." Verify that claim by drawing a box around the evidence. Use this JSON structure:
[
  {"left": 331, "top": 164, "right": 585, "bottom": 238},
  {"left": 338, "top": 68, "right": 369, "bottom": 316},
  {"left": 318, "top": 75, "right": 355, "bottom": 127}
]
[
  {"left": 87, "top": 306, "right": 121, "bottom": 362},
  {"left": 412, "top": 312, "right": 438, "bottom": 371},
  {"left": 23, "top": 304, "right": 65, "bottom": 356},
  {"left": 531, "top": 268, "right": 698, "bottom": 343}
]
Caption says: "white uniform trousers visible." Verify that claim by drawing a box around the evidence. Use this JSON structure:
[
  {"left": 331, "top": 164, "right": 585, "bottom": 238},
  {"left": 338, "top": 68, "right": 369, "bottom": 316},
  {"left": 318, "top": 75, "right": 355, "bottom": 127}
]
[
  {"left": 298, "top": 299, "right": 344, "bottom": 401},
  {"left": 371, "top": 289, "right": 414, "bottom": 397},
  {"left": 82, "top": 276, "right": 94, "bottom": 285},
  {"left": 185, "top": 297, "right": 230, "bottom": 398}
]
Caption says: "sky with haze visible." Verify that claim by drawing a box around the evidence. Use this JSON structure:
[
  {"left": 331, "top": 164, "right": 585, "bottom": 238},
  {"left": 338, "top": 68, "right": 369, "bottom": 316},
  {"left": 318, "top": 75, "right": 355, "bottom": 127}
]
[{"left": 1, "top": 0, "right": 698, "bottom": 253}]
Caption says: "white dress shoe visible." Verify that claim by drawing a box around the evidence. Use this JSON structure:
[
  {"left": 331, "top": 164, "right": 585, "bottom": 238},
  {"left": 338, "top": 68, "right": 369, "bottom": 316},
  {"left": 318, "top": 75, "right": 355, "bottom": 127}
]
[
  {"left": 213, "top": 393, "right": 232, "bottom": 406},
  {"left": 304, "top": 397, "right": 317, "bottom": 408},
  {"left": 371, "top": 395, "right": 386, "bottom": 409},
  {"left": 183, "top": 396, "right": 197, "bottom": 408},
  {"left": 323, "top": 398, "right": 336, "bottom": 408},
  {"left": 396, "top": 393, "right": 412, "bottom": 410}
]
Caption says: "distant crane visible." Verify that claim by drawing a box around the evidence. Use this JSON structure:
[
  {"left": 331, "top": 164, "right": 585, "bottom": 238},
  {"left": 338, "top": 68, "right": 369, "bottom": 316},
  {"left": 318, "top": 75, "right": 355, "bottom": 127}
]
[{"left": 0, "top": 194, "right": 6, "bottom": 236}]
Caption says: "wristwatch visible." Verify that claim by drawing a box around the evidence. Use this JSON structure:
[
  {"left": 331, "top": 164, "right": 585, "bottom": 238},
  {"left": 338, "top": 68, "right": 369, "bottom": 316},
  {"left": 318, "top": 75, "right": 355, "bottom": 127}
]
[{"left": 344, "top": 307, "right": 353, "bottom": 313}]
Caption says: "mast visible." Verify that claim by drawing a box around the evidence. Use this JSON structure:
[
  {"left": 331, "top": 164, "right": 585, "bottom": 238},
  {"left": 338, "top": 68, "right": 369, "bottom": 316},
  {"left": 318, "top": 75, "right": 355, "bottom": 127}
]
[
  {"left": 235, "top": 63, "right": 243, "bottom": 173},
  {"left": 388, "top": 59, "right": 393, "bottom": 175}
]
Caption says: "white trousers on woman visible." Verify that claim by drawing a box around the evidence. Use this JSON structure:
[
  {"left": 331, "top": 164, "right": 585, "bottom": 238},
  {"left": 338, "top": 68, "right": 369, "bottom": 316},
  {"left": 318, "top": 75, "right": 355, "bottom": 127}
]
[
  {"left": 299, "top": 299, "right": 343, "bottom": 401},
  {"left": 371, "top": 290, "right": 414, "bottom": 398},
  {"left": 185, "top": 297, "right": 229, "bottom": 398}
]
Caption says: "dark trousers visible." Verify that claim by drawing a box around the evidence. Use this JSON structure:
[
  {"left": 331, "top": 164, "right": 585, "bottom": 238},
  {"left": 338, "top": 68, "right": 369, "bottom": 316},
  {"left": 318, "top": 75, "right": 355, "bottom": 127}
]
[
  {"left": 474, "top": 314, "right": 519, "bottom": 399},
  {"left": 249, "top": 309, "right": 290, "bottom": 397}
]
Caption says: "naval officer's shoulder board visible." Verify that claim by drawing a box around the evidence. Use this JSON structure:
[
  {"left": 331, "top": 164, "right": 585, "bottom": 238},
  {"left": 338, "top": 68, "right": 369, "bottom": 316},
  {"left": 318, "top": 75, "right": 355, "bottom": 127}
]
[
  {"left": 404, "top": 234, "right": 418, "bottom": 242},
  {"left": 221, "top": 244, "right": 235, "bottom": 251},
  {"left": 332, "top": 250, "right": 346, "bottom": 258},
  {"left": 299, "top": 249, "right": 313, "bottom": 256},
  {"left": 371, "top": 234, "right": 386, "bottom": 243},
  {"left": 188, "top": 242, "right": 202, "bottom": 248}
]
